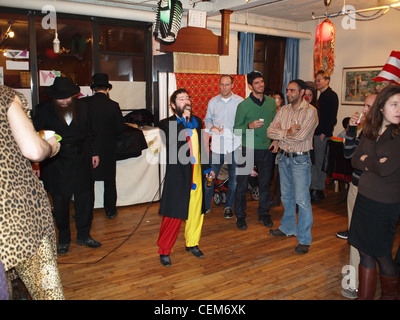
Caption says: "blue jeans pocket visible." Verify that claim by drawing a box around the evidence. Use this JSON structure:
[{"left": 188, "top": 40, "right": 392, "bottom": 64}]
[{"left": 293, "top": 155, "right": 310, "bottom": 165}]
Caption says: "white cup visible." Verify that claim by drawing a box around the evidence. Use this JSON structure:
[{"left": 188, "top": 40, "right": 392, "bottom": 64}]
[{"left": 43, "top": 130, "right": 55, "bottom": 141}]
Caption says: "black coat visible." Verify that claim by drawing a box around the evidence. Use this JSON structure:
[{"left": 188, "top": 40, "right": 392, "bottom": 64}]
[
  {"left": 158, "top": 115, "right": 211, "bottom": 220},
  {"left": 33, "top": 98, "right": 97, "bottom": 195},
  {"left": 82, "top": 93, "right": 126, "bottom": 180}
]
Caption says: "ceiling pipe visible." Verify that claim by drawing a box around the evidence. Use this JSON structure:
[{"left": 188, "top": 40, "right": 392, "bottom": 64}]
[{"left": 0, "top": 0, "right": 312, "bottom": 39}]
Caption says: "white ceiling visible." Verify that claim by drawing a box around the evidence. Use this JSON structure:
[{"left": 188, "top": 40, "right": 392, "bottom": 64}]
[{"left": 62, "top": 0, "right": 400, "bottom": 22}]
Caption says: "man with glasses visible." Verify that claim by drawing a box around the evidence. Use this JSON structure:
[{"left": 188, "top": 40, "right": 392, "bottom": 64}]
[
  {"left": 204, "top": 74, "right": 243, "bottom": 219},
  {"left": 311, "top": 70, "right": 339, "bottom": 203}
]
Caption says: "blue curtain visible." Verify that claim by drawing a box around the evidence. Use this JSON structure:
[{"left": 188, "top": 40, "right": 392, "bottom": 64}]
[
  {"left": 282, "top": 38, "right": 299, "bottom": 97},
  {"left": 239, "top": 32, "right": 255, "bottom": 75}
]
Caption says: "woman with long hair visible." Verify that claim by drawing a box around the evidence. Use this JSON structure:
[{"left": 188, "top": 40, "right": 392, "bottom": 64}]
[{"left": 348, "top": 84, "right": 400, "bottom": 300}]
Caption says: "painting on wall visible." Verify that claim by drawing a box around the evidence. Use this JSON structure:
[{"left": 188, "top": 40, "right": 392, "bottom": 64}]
[{"left": 341, "top": 66, "right": 382, "bottom": 105}]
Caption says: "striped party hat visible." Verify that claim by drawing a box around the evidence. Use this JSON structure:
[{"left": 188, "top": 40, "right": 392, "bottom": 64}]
[{"left": 372, "top": 50, "right": 400, "bottom": 84}]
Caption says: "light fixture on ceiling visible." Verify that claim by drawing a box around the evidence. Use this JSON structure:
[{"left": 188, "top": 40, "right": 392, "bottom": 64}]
[
  {"left": 312, "top": 0, "right": 400, "bottom": 20},
  {"left": 53, "top": 0, "right": 60, "bottom": 53},
  {"left": 53, "top": 32, "right": 60, "bottom": 53},
  {"left": 314, "top": 0, "right": 335, "bottom": 76},
  {"left": 0, "top": 20, "right": 15, "bottom": 44},
  {"left": 246, "top": 0, "right": 251, "bottom": 3}
]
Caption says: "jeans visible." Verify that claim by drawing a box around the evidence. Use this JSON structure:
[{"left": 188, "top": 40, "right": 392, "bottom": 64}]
[
  {"left": 234, "top": 147, "right": 273, "bottom": 218},
  {"left": 277, "top": 152, "right": 313, "bottom": 245},
  {"left": 204, "top": 150, "right": 238, "bottom": 211}
]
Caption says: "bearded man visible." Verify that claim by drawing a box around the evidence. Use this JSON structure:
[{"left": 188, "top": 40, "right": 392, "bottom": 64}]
[
  {"left": 33, "top": 76, "right": 101, "bottom": 255},
  {"left": 157, "top": 88, "right": 215, "bottom": 267}
]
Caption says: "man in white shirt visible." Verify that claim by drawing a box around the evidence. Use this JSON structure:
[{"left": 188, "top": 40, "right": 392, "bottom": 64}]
[{"left": 204, "top": 75, "right": 244, "bottom": 218}]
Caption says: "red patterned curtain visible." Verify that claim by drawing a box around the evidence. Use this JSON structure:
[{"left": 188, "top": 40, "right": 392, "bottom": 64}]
[{"left": 175, "top": 73, "right": 247, "bottom": 121}]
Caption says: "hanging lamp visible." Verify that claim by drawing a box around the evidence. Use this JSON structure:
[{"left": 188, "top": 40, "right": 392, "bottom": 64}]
[{"left": 313, "top": 0, "right": 335, "bottom": 76}]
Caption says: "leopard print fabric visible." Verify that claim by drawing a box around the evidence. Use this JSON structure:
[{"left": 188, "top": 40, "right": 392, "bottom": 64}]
[{"left": 0, "top": 85, "right": 57, "bottom": 272}]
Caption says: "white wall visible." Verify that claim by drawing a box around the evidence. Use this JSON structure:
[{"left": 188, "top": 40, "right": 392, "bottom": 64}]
[{"left": 298, "top": 10, "right": 400, "bottom": 136}]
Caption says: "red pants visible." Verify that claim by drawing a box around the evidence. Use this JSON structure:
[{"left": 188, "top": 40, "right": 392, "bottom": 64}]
[{"left": 157, "top": 216, "right": 182, "bottom": 255}]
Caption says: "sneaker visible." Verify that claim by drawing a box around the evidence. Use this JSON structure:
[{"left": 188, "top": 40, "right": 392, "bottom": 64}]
[
  {"left": 224, "top": 207, "right": 233, "bottom": 219},
  {"left": 236, "top": 217, "right": 247, "bottom": 230},
  {"left": 295, "top": 244, "right": 310, "bottom": 254},
  {"left": 341, "top": 288, "right": 358, "bottom": 299},
  {"left": 258, "top": 214, "right": 273, "bottom": 227},
  {"left": 205, "top": 208, "right": 211, "bottom": 215},
  {"left": 336, "top": 230, "right": 349, "bottom": 240}
]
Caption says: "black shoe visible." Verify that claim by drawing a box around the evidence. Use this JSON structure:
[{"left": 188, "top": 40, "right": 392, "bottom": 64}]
[
  {"left": 77, "top": 237, "right": 102, "bottom": 248},
  {"left": 160, "top": 255, "right": 171, "bottom": 266},
  {"left": 270, "top": 228, "right": 288, "bottom": 237},
  {"left": 185, "top": 246, "right": 204, "bottom": 258},
  {"left": 236, "top": 217, "right": 247, "bottom": 230},
  {"left": 258, "top": 214, "right": 273, "bottom": 227},
  {"left": 295, "top": 244, "right": 310, "bottom": 254},
  {"left": 336, "top": 230, "right": 349, "bottom": 240},
  {"left": 57, "top": 243, "right": 70, "bottom": 255},
  {"left": 224, "top": 207, "right": 233, "bottom": 219},
  {"left": 310, "top": 189, "right": 320, "bottom": 203},
  {"left": 106, "top": 211, "right": 118, "bottom": 219}
]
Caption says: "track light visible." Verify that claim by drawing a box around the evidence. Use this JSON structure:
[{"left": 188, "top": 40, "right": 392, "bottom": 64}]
[{"left": 53, "top": 32, "right": 60, "bottom": 53}]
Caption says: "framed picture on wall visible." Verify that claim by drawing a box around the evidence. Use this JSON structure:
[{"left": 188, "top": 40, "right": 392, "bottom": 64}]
[{"left": 341, "top": 66, "right": 382, "bottom": 105}]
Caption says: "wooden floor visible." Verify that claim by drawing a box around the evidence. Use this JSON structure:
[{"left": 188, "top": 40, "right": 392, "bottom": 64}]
[{"left": 57, "top": 185, "right": 400, "bottom": 301}]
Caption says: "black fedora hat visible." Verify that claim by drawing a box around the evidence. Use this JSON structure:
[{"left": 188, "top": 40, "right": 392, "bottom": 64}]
[
  {"left": 90, "top": 73, "right": 112, "bottom": 89},
  {"left": 44, "top": 77, "right": 80, "bottom": 99}
]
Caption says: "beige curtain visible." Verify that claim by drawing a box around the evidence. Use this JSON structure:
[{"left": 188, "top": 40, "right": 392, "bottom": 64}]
[{"left": 173, "top": 52, "right": 219, "bottom": 74}]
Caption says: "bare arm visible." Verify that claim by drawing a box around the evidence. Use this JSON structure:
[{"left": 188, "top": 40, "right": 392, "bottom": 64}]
[{"left": 7, "top": 95, "right": 59, "bottom": 162}]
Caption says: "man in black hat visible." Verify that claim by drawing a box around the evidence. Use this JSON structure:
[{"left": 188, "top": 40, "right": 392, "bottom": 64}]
[
  {"left": 82, "top": 73, "right": 126, "bottom": 219},
  {"left": 33, "top": 76, "right": 101, "bottom": 254}
]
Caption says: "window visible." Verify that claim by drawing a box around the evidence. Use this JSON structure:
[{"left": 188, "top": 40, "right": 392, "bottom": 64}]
[
  {"left": 36, "top": 16, "right": 92, "bottom": 101},
  {"left": 0, "top": 8, "right": 152, "bottom": 110},
  {"left": 98, "top": 24, "right": 147, "bottom": 81},
  {"left": 0, "top": 13, "right": 30, "bottom": 88},
  {"left": 254, "top": 34, "right": 286, "bottom": 94}
]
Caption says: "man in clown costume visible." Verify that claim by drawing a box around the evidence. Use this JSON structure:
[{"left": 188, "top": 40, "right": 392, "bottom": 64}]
[{"left": 157, "top": 88, "right": 215, "bottom": 267}]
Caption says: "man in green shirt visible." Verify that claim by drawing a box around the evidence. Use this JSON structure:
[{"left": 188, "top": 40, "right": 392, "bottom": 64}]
[{"left": 233, "top": 71, "right": 276, "bottom": 230}]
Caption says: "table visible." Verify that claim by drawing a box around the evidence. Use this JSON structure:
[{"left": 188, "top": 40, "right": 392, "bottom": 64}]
[{"left": 94, "top": 126, "right": 163, "bottom": 208}]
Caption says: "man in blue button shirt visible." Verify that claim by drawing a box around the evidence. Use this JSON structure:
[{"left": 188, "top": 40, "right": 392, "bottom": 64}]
[{"left": 204, "top": 75, "right": 244, "bottom": 218}]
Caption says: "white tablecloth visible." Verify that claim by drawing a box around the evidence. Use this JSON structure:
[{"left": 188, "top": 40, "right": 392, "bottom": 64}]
[{"left": 94, "top": 126, "right": 162, "bottom": 208}]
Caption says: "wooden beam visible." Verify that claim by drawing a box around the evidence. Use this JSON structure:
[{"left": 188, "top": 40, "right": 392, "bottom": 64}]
[
  {"left": 160, "top": 9, "right": 233, "bottom": 56},
  {"left": 219, "top": 9, "right": 233, "bottom": 56}
]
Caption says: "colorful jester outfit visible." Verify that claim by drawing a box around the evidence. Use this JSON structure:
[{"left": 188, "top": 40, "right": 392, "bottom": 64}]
[{"left": 157, "top": 115, "right": 210, "bottom": 255}]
